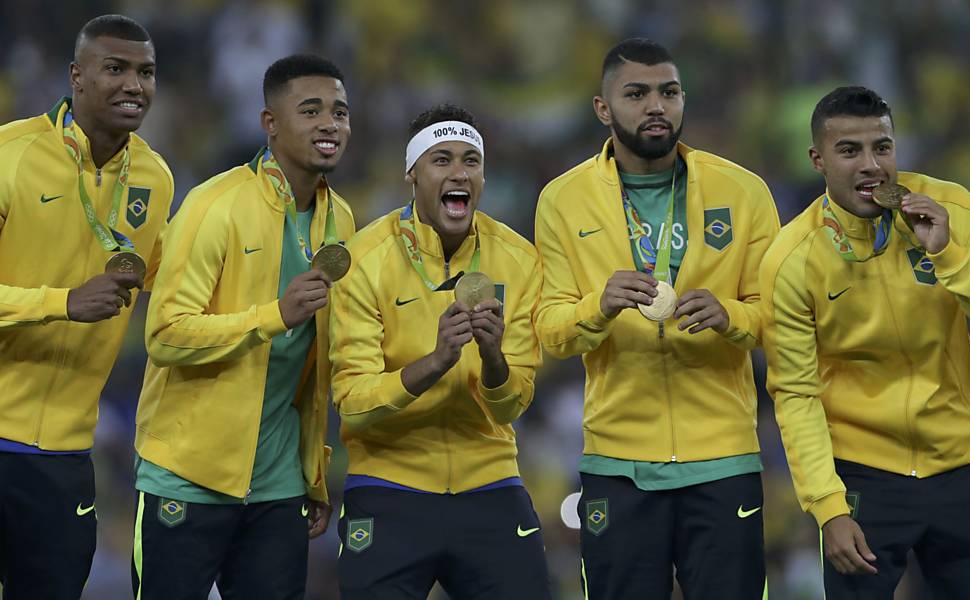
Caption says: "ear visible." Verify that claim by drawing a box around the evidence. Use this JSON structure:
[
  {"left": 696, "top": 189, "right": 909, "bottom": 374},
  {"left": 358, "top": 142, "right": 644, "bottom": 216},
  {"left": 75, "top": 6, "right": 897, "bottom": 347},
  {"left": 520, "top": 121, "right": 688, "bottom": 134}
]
[
  {"left": 69, "top": 62, "right": 82, "bottom": 93},
  {"left": 593, "top": 95, "right": 612, "bottom": 127},
  {"left": 260, "top": 108, "right": 276, "bottom": 137},
  {"left": 808, "top": 146, "right": 825, "bottom": 175},
  {"left": 404, "top": 169, "right": 415, "bottom": 184}
]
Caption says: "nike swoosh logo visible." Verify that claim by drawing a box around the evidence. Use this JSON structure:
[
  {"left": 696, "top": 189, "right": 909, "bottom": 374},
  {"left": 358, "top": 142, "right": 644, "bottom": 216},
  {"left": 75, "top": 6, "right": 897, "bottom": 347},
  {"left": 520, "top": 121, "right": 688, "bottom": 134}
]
[
  {"left": 517, "top": 525, "right": 540, "bottom": 538},
  {"left": 301, "top": 504, "right": 309, "bottom": 518},
  {"left": 40, "top": 194, "right": 63, "bottom": 203},
  {"left": 578, "top": 228, "right": 602, "bottom": 238},
  {"left": 827, "top": 287, "right": 851, "bottom": 301},
  {"left": 395, "top": 297, "right": 418, "bottom": 306},
  {"left": 244, "top": 246, "right": 262, "bottom": 254},
  {"left": 76, "top": 503, "right": 95, "bottom": 516},
  {"left": 737, "top": 505, "right": 761, "bottom": 519}
]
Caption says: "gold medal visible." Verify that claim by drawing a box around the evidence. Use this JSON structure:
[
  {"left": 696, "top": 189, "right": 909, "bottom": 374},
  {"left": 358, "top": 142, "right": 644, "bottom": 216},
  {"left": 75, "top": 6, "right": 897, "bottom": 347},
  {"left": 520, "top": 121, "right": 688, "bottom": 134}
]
[
  {"left": 872, "top": 182, "right": 911, "bottom": 209},
  {"left": 638, "top": 280, "right": 677, "bottom": 321},
  {"left": 104, "top": 251, "right": 147, "bottom": 280},
  {"left": 455, "top": 272, "right": 495, "bottom": 307},
  {"left": 311, "top": 244, "right": 352, "bottom": 281}
]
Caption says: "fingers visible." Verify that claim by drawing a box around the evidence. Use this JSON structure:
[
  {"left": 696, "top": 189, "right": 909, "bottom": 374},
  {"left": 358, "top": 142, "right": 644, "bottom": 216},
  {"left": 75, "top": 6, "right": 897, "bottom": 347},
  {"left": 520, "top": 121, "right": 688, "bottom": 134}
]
[
  {"left": 679, "top": 307, "right": 722, "bottom": 334},
  {"left": 854, "top": 530, "right": 878, "bottom": 569},
  {"left": 900, "top": 194, "right": 944, "bottom": 220},
  {"left": 116, "top": 286, "right": 133, "bottom": 308},
  {"left": 108, "top": 272, "right": 144, "bottom": 290},
  {"left": 472, "top": 298, "right": 503, "bottom": 315}
]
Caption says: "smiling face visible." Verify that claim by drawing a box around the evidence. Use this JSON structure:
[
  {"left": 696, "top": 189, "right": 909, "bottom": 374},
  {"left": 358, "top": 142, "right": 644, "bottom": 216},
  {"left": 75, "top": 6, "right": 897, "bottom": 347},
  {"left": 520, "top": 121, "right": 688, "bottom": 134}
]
[
  {"left": 408, "top": 140, "right": 484, "bottom": 247},
  {"left": 70, "top": 35, "right": 156, "bottom": 135},
  {"left": 810, "top": 114, "right": 897, "bottom": 218},
  {"left": 262, "top": 75, "right": 350, "bottom": 175},
  {"left": 595, "top": 59, "right": 685, "bottom": 163}
]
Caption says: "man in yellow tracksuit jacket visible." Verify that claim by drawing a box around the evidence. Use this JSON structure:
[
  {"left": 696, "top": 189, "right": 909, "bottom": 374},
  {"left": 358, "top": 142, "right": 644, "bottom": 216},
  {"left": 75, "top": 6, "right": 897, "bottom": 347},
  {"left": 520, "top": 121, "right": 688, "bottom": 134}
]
[
  {"left": 535, "top": 39, "right": 779, "bottom": 599},
  {"left": 761, "top": 86, "right": 970, "bottom": 599},
  {"left": 131, "top": 56, "right": 355, "bottom": 600},
  {"left": 0, "top": 16, "right": 172, "bottom": 599},
  {"left": 329, "top": 103, "right": 552, "bottom": 599}
]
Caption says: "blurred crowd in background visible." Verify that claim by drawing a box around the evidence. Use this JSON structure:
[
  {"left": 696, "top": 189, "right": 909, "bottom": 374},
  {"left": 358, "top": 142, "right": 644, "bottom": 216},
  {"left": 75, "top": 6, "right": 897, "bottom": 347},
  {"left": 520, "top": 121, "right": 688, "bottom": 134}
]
[{"left": 2, "top": 0, "right": 969, "bottom": 598}]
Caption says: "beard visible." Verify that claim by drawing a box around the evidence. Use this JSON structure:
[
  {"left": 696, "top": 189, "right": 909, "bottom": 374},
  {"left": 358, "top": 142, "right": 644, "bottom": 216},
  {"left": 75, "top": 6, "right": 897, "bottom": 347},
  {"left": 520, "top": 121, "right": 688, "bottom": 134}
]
[{"left": 613, "top": 117, "right": 683, "bottom": 160}]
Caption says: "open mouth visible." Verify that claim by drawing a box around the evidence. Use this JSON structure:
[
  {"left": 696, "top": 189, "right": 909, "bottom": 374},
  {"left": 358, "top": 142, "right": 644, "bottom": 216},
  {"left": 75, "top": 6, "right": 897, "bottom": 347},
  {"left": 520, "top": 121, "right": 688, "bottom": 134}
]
[
  {"left": 640, "top": 121, "right": 670, "bottom": 137},
  {"left": 855, "top": 180, "right": 882, "bottom": 200},
  {"left": 114, "top": 100, "right": 144, "bottom": 115},
  {"left": 441, "top": 190, "right": 470, "bottom": 219},
  {"left": 313, "top": 140, "right": 339, "bottom": 157}
]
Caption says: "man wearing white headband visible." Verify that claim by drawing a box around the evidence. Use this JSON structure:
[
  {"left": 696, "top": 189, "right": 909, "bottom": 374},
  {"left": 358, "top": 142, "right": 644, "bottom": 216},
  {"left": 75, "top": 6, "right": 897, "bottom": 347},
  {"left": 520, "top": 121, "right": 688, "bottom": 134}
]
[{"left": 329, "top": 103, "right": 552, "bottom": 599}]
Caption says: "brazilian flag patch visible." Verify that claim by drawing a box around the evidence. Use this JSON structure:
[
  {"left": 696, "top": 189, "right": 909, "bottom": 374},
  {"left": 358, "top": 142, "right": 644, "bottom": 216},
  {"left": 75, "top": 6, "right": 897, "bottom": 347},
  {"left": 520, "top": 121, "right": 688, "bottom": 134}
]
[
  {"left": 127, "top": 187, "right": 151, "bottom": 229},
  {"left": 703, "top": 207, "right": 733, "bottom": 251},
  {"left": 494, "top": 283, "right": 506, "bottom": 305},
  {"left": 158, "top": 498, "right": 187, "bottom": 528},
  {"left": 347, "top": 518, "right": 374, "bottom": 553},
  {"left": 906, "top": 248, "right": 937, "bottom": 286},
  {"left": 845, "top": 491, "right": 861, "bottom": 519},
  {"left": 585, "top": 498, "right": 609, "bottom": 536}
]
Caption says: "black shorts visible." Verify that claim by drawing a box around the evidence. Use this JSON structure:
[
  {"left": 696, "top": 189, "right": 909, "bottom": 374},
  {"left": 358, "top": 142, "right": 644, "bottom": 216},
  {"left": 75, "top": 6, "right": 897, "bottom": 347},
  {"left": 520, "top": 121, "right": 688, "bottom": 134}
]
[
  {"left": 0, "top": 451, "right": 97, "bottom": 600},
  {"left": 823, "top": 460, "right": 970, "bottom": 599},
  {"left": 132, "top": 492, "right": 309, "bottom": 600},
  {"left": 338, "top": 485, "right": 553, "bottom": 600},
  {"left": 579, "top": 471, "right": 765, "bottom": 600}
]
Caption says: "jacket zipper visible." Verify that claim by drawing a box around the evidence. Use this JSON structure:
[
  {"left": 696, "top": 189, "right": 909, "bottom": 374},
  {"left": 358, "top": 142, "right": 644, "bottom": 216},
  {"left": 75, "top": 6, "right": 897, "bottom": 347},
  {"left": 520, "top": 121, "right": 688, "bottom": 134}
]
[
  {"left": 876, "top": 254, "right": 918, "bottom": 475},
  {"left": 96, "top": 168, "right": 102, "bottom": 187},
  {"left": 659, "top": 330, "right": 677, "bottom": 461}
]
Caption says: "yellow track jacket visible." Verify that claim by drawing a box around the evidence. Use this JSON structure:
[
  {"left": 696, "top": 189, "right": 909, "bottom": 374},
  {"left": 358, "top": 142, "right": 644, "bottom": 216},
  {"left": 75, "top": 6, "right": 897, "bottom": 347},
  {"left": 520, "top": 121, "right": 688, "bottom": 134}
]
[
  {"left": 329, "top": 207, "right": 541, "bottom": 492},
  {"left": 135, "top": 152, "right": 354, "bottom": 502},
  {"left": 761, "top": 172, "right": 970, "bottom": 527},
  {"left": 535, "top": 139, "right": 780, "bottom": 463},
  {"left": 0, "top": 98, "right": 173, "bottom": 450}
]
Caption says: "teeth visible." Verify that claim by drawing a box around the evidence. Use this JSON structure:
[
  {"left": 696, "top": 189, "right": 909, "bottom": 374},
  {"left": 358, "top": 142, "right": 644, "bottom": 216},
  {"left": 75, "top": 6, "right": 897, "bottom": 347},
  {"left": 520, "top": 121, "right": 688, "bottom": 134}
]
[
  {"left": 315, "top": 141, "right": 336, "bottom": 149},
  {"left": 443, "top": 191, "right": 469, "bottom": 197},
  {"left": 119, "top": 102, "right": 139, "bottom": 109}
]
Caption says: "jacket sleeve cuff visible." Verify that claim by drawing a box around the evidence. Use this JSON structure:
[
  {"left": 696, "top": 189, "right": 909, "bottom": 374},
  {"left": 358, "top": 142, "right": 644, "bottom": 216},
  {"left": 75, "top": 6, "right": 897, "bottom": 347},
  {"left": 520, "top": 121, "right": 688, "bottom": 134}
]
[
  {"left": 44, "top": 287, "right": 71, "bottom": 322},
  {"left": 305, "top": 445, "right": 332, "bottom": 503},
  {"left": 257, "top": 300, "right": 288, "bottom": 341},
  {"left": 720, "top": 298, "right": 753, "bottom": 343},
  {"left": 808, "top": 492, "right": 851, "bottom": 528},
  {"left": 927, "top": 236, "right": 968, "bottom": 276},
  {"left": 388, "top": 368, "right": 420, "bottom": 410},
  {"left": 575, "top": 290, "right": 614, "bottom": 331},
  {"left": 478, "top": 372, "right": 520, "bottom": 404}
]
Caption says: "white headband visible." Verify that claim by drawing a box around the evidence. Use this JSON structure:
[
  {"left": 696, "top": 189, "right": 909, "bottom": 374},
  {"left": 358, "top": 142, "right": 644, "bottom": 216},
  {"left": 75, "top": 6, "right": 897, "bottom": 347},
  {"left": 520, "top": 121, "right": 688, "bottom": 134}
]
[{"left": 405, "top": 120, "right": 484, "bottom": 173}]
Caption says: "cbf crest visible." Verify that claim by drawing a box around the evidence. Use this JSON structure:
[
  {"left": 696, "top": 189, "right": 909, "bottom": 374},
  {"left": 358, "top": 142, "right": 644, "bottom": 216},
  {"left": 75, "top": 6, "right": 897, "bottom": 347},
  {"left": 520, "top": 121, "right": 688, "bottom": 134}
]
[
  {"left": 703, "top": 207, "right": 733, "bottom": 251},
  {"left": 127, "top": 187, "right": 151, "bottom": 229}
]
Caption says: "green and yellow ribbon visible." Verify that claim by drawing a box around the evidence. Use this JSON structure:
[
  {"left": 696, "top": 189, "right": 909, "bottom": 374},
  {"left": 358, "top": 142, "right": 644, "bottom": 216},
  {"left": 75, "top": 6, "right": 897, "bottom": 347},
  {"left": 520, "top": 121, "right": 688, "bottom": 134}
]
[
  {"left": 398, "top": 201, "right": 479, "bottom": 291},
  {"left": 261, "top": 148, "right": 338, "bottom": 260}
]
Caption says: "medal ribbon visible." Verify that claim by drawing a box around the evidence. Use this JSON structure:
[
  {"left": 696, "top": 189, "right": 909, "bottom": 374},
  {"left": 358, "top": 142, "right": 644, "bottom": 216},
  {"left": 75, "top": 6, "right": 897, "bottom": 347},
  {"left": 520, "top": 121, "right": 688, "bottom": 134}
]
[
  {"left": 820, "top": 196, "right": 896, "bottom": 262},
  {"left": 399, "top": 201, "right": 480, "bottom": 291},
  {"left": 262, "top": 148, "right": 338, "bottom": 261},
  {"left": 622, "top": 164, "right": 678, "bottom": 284},
  {"left": 62, "top": 109, "right": 134, "bottom": 253}
]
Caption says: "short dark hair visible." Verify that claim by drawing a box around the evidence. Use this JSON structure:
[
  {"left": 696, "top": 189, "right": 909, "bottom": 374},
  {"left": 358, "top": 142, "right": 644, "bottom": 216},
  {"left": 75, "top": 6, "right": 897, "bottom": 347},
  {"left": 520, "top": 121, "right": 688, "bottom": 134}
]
[
  {"left": 602, "top": 38, "right": 674, "bottom": 81},
  {"left": 408, "top": 103, "right": 479, "bottom": 139},
  {"left": 811, "top": 86, "right": 893, "bottom": 143},
  {"left": 263, "top": 54, "right": 344, "bottom": 104},
  {"left": 75, "top": 15, "right": 152, "bottom": 59}
]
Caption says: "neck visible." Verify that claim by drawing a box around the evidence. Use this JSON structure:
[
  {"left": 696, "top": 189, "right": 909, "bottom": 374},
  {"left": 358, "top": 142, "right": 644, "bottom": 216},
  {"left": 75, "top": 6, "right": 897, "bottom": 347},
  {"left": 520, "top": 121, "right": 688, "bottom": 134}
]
[
  {"left": 441, "top": 231, "right": 467, "bottom": 262},
  {"left": 71, "top": 109, "right": 128, "bottom": 168},
  {"left": 612, "top": 136, "right": 677, "bottom": 175},
  {"left": 270, "top": 144, "right": 322, "bottom": 212}
]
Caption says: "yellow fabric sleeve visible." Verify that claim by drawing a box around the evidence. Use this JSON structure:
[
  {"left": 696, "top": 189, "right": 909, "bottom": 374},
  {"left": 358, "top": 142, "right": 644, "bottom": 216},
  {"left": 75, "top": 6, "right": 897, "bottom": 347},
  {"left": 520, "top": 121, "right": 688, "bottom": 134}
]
[
  {"left": 534, "top": 196, "right": 615, "bottom": 358},
  {"left": 146, "top": 195, "right": 286, "bottom": 367},
  {"left": 761, "top": 239, "right": 850, "bottom": 527}
]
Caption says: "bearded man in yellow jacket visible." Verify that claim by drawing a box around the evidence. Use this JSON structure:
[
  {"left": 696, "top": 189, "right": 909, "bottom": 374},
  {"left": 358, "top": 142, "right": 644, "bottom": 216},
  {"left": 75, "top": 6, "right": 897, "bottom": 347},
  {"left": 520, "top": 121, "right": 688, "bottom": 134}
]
[
  {"left": 535, "top": 38, "right": 780, "bottom": 599},
  {"left": 761, "top": 86, "right": 970, "bottom": 599}
]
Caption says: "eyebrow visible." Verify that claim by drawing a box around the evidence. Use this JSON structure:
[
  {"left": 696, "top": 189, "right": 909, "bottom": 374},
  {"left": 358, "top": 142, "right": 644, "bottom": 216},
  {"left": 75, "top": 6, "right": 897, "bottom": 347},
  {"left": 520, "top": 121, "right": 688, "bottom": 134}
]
[
  {"left": 622, "top": 80, "right": 681, "bottom": 91},
  {"left": 834, "top": 136, "right": 893, "bottom": 147},
  {"left": 102, "top": 56, "right": 155, "bottom": 68},
  {"left": 296, "top": 98, "right": 350, "bottom": 110}
]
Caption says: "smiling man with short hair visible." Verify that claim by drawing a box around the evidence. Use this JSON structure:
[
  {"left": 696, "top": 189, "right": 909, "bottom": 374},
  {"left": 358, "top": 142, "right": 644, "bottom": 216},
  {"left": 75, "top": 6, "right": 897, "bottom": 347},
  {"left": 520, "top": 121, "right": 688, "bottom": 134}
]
[
  {"left": 0, "top": 14, "right": 173, "bottom": 599},
  {"left": 761, "top": 85, "right": 970, "bottom": 599},
  {"left": 131, "top": 54, "right": 355, "bottom": 600}
]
